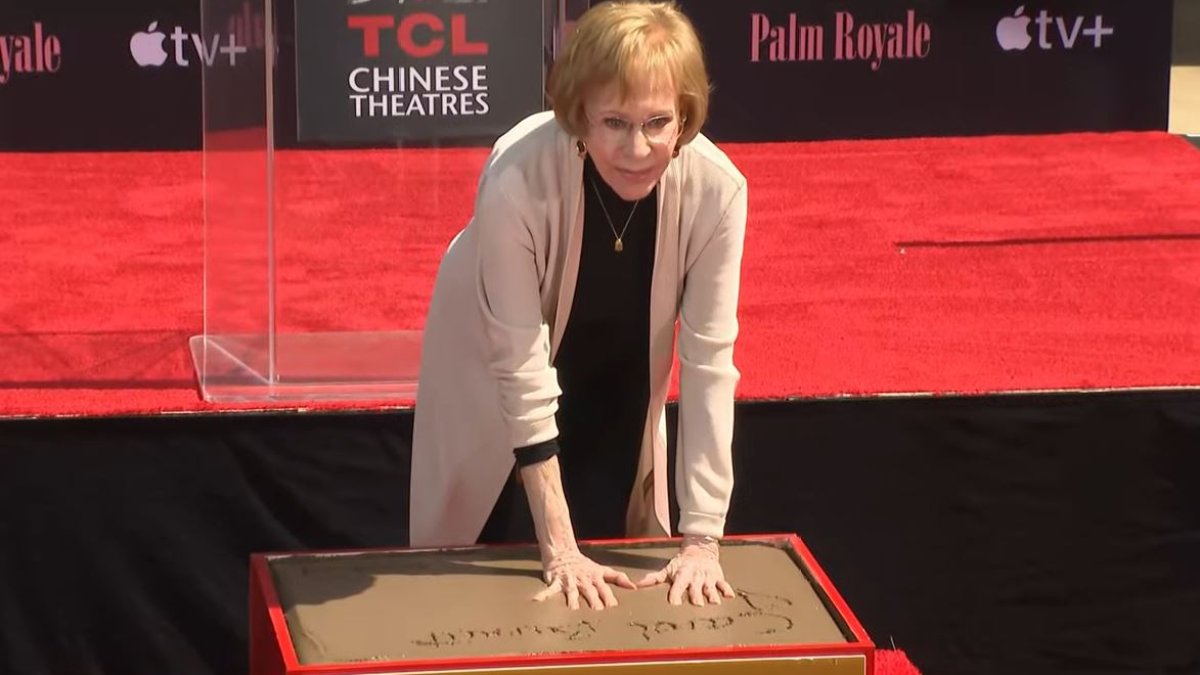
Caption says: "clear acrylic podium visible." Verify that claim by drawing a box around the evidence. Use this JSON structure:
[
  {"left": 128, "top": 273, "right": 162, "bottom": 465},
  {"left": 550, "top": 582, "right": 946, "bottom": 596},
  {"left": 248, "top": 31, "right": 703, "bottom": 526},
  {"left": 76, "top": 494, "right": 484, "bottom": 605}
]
[{"left": 191, "top": 0, "right": 569, "bottom": 402}]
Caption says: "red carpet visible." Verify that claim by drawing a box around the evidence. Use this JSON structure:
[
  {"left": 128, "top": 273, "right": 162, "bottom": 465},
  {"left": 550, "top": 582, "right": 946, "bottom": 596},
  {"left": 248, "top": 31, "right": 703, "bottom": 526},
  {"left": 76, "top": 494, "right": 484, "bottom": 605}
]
[
  {"left": 1, "top": 131, "right": 1199, "bottom": 418},
  {"left": 877, "top": 649, "right": 922, "bottom": 675}
]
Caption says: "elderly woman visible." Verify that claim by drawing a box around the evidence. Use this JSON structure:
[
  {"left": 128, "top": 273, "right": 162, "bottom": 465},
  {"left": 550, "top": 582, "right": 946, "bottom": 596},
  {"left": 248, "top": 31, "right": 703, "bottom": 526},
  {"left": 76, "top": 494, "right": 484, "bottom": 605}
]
[{"left": 410, "top": 0, "right": 747, "bottom": 611}]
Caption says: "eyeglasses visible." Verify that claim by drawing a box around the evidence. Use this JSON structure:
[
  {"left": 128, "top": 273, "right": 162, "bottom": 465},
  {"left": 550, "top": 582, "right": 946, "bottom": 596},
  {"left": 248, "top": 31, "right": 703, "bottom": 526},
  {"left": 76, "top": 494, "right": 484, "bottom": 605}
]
[{"left": 587, "top": 113, "right": 684, "bottom": 146}]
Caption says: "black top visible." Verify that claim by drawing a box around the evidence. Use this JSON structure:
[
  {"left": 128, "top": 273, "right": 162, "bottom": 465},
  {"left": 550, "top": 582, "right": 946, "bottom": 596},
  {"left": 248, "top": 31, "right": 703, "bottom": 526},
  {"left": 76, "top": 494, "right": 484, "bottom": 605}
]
[{"left": 510, "top": 156, "right": 659, "bottom": 538}]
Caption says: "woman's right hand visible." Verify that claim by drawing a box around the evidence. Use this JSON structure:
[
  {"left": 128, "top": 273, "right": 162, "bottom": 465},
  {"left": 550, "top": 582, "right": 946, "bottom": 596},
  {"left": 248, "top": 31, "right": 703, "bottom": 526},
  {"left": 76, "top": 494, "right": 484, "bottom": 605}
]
[
  {"left": 534, "top": 548, "right": 636, "bottom": 610},
  {"left": 518, "top": 455, "right": 633, "bottom": 609}
]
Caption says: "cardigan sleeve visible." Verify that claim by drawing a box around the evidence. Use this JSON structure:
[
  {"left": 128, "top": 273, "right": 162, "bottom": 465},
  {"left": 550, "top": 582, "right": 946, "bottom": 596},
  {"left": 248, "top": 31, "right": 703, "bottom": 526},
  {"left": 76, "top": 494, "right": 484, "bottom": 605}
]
[
  {"left": 674, "top": 181, "right": 748, "bottom": 538},
  {"left": 474, "top": 177, "right": 562, "bottom": 451}
]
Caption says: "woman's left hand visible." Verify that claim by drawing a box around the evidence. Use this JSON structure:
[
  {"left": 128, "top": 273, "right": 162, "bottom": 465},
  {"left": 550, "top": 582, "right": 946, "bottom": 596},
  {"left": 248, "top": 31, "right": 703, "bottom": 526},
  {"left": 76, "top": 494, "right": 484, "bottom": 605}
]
[{"left": 636, "top": 535, "right": 736, "bottom": 606}]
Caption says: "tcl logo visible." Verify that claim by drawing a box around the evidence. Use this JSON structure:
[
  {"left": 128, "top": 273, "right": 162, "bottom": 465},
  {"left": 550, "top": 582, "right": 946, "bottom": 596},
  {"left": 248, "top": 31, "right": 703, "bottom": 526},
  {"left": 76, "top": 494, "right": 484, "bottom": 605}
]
[{"left": 348, "top": 13, "right": 488, "bottom": 58}]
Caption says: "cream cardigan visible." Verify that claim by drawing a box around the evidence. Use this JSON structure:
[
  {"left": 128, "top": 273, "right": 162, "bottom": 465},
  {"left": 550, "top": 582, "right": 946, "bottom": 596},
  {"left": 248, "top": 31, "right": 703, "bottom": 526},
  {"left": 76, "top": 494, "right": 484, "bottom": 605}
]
[{"left": 409, "top": 111, "right": 747, "bottom": 548}]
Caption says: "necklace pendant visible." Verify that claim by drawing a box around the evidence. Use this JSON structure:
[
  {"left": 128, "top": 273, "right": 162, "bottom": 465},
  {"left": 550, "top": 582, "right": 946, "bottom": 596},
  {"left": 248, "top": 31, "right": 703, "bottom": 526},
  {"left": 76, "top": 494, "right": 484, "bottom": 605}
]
[{"left": 614, "top": 238, "right": 624, "bottom": 253}]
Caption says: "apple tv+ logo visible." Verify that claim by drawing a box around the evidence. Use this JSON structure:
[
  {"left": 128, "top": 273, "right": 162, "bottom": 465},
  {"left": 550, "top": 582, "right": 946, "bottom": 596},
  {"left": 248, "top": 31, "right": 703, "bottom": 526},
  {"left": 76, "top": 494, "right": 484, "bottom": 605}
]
[
  {"left": 129, "top": 20, "right": 249, "bottom": 68},
  {"left": 996, "top": 6, "right": 1114, "bottom": 52}
]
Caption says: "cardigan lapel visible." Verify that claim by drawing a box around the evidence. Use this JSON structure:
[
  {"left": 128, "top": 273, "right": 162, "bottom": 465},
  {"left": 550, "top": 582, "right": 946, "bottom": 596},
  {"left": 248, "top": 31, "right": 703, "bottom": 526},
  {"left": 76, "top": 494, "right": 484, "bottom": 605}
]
[
  {"left": 647, "top": 155, "right": 682, "bottom": 535},
  {"left": 550, "top": 136, "right": 586, "bottom": 359}
]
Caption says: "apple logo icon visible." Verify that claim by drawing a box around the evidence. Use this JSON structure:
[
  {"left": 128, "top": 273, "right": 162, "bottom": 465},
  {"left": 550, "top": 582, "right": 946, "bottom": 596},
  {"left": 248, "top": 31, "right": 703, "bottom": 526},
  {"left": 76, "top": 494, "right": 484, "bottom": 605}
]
[
  {"left": 996, "top": 6, "right": 1033, "bottom": 51},
  {"left": 130, "top": 21, "right": 168, "bottom": 66}
]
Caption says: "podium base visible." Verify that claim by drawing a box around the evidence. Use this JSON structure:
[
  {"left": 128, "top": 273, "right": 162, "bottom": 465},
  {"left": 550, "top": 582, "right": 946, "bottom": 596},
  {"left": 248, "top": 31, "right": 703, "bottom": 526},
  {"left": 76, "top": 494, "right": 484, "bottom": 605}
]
[{"left": 188, "top": 330, "right": 421, "bottom": 402}]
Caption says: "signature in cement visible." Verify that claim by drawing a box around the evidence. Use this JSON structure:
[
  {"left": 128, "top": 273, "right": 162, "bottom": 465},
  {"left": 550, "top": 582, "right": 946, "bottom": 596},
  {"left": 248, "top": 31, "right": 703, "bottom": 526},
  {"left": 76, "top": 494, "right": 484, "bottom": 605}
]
[
  {"left": 410, "top": 589, "right": 794, "bottom": 649},
  {"left": 628, "top": 589, "right": 795, "bottom": 642},
  {"left": 413, "top": 620, "right": 597, "bottom": 648}
]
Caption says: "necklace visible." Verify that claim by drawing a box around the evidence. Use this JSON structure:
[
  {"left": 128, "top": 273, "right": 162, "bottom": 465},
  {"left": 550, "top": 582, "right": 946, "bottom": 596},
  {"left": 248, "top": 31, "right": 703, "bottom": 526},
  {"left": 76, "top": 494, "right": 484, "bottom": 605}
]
[{"left": 588, "top": 177, "right": 640, "bottom": 253}]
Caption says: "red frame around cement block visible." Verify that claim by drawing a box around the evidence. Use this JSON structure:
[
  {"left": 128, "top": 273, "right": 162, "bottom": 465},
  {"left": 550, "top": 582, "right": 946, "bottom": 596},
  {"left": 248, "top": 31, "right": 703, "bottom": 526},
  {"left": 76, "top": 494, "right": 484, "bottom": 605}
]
[{"left": 249, "top": 533, "right": 875, "bottom": 675}]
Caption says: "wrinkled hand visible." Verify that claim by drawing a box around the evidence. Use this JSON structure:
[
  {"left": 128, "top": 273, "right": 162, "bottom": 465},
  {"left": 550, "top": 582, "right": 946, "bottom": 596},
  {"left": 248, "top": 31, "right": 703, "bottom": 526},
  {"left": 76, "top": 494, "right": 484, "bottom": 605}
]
[
  {"left": 533, "top": 549, "right": 637, "bottom": 610},
  {"left": 636, "top": 536, "right": 736, "bottom": 606}
]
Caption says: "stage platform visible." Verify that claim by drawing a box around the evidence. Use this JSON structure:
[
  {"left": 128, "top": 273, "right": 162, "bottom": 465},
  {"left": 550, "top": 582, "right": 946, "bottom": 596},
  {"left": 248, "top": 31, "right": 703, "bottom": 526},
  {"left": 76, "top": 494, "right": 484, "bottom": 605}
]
[
  {"left": 1, "top": 392, "right": 1198, "bottom": 675},
  {"left": 1, "top": 131, "right": 1199, "bottom": 675}
]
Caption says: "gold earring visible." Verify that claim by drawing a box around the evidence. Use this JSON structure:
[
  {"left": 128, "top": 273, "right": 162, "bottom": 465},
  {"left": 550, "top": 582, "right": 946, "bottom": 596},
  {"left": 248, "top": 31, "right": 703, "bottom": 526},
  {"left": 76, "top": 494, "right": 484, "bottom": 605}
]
[{"left": 576, "top": 139, "right": 587, "bottom": 157}]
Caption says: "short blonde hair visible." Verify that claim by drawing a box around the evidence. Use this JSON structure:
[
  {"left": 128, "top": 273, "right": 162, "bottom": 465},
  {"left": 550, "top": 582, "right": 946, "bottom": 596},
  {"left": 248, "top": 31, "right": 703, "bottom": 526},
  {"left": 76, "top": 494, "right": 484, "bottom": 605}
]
[{"left": 548, "top": 1, "right": 710, "bottom": 147}]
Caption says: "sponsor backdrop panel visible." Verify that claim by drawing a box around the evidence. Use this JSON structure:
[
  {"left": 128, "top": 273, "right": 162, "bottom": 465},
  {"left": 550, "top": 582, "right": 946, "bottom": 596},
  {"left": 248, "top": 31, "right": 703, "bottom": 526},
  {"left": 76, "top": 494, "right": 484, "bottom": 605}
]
[
  {"left": 676, "top": 0, "right": 1172, "bottom": 141},
  {"left": 292, "top": 0, "right": 546, "bottom": 144},
  {"left": 0, "top": 0, "right": 205, "bottom": 150},
  {"left": 0, "top": 0, "right": 1176, "bottom": 150},
  {"left": 0, "top": 0, "right": 548, "bottom": 151}
]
